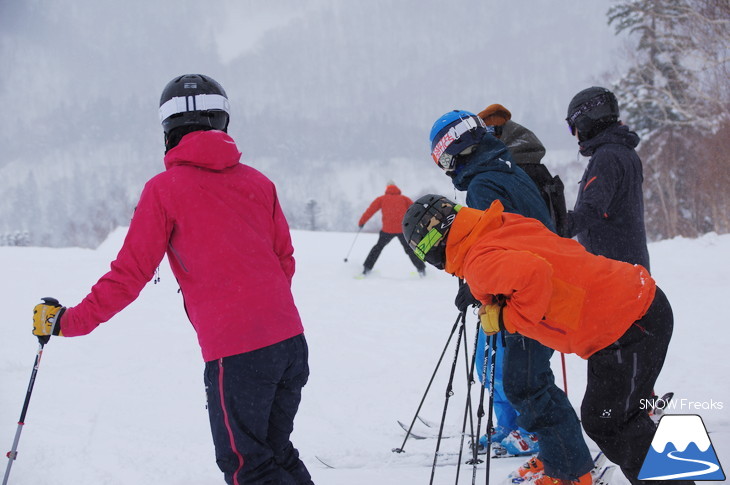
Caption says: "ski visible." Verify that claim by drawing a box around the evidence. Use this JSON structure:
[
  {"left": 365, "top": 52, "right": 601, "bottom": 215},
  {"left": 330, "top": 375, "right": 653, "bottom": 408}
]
[
  {"left": 396, "top": 420, "right": 428, "bottom": 440},
  {"left": 590, "top": 451, "right": 608, "bottom": 478},
  {"left": 490, "top": 448, "right": 534, "bottom": 460},
  {"left": 648, "top": 392, "right": 674, "bottom": 422},
  {"left": 417, "top": 416, "right": 440, "bottom": 428},
  {"left": 396, "top": 419, "right": 461, "bottom": 439},
  {"left": 589, "top": 451, "right": 619, "bottom": 485},
  {"left": 319, "top": 450, "right": 464, "bottom": 469},
  {"left": 593, "top": 465, "right": 616, "bottom": 485},
  {"left": 315, "top": 455, "right": 335, "bottom": 469}
]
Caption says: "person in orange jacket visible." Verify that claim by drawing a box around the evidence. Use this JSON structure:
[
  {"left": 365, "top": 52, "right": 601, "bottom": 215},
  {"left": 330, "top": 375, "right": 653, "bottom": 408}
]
[
  {"left": 358, "top": 181, "right": 426, "bottom": 276},
  {"left": 401, "top": 194, "right": 693, "bottom": 485}
]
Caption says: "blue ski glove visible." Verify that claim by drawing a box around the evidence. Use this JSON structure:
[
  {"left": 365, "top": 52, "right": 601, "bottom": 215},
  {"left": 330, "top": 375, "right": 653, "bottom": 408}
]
[{"left": 32, "top": 297, "right": 66, "bottom": 343}]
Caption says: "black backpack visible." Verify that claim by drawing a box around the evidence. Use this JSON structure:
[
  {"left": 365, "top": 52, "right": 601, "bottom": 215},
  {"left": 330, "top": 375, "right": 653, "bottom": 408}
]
[
  {"left": 499, "top": 120, "right": 569, "bottom": 237},
  {"left": 517, "top": 162, "right": 568, "bottom": 237}
]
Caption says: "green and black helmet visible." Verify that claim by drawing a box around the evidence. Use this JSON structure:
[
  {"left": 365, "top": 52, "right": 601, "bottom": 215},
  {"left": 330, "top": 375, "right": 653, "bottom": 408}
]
[{"left": 402, "top": 194, "right": 461, "bottom": 270}]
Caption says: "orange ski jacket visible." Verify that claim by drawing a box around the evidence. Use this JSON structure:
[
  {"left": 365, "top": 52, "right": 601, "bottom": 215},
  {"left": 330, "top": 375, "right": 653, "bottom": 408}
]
[
  {"left": 444, "top": 201, "right": 656, "bottom": 358},
  {"left": 359, "top": 185, "right": 414, "bottom": 234}
]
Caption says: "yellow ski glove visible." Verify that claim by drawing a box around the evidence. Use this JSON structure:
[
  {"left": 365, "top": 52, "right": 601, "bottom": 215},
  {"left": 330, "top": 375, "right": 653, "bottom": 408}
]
[
  {"left": 32, "top": 297, "right": 65, "bottom": 340},
  {"left": 478, "top": 303, "right": 504, "bottom": 335}
]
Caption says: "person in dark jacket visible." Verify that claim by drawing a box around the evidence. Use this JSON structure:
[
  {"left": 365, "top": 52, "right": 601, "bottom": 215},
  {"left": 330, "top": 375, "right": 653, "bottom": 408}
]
[
  {"left": 430, "top": 111, "right": 593, "bottom": 476},
  {"left": 358, "top": 181, "right": 426, "bottom": 276},
  {"left": 32, "top": 74, "right": 313, "bottom": 485},
  {"left": 564, "top": 86, "right": 650, "bottom": 271}
]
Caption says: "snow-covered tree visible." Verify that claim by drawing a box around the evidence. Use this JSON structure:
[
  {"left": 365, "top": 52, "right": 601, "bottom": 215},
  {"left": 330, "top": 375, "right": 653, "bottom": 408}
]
[{"left": 608, "top": 0, "right": 730, "bottom": 238}]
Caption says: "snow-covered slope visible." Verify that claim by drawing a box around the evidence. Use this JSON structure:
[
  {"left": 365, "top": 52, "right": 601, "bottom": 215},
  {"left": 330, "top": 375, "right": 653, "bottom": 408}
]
[{"left": 1, "top": 229, "right": 728, "bottom": 484}]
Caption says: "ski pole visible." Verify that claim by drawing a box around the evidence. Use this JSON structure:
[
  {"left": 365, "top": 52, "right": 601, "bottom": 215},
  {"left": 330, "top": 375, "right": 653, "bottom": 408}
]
[
  {"left": 343, "top": 227, "right": 362, "bottom": 262},
  {"left": 560, "top": 352, "right": 568, "bottom": 396},
  {"left": 3, "top": 338, "right": 48, "bottom": 485},
  {"left": 429, "top": 311, "right": 467, "bottom": 485},
  {"left": 457, "top": 318, "right": 483, "bottom": 485},
  {"left": 392, "top": 312, "right": 462, "bottom": 454},
  {"left": 482, "top": 333, "right": 498, "bottom": 485}
]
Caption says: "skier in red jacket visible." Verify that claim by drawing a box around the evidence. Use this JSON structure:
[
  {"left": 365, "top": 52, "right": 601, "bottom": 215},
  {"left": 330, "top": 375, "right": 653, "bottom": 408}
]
[
  {"left": 358, "top": 182, "right": 426, "bottom": 277},
  {"left": 32, "top": 74, "right": 313, "bottom": 485}
]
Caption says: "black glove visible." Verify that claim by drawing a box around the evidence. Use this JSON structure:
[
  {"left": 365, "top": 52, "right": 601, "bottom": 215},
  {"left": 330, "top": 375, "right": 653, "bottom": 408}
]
[{"left": 455, "top": 282, "right": 480, "bottom": 312}]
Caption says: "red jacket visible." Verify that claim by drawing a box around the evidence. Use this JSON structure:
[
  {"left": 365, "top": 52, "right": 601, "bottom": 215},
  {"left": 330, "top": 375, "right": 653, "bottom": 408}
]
[
  {"left": 445, "top": 201, "right": 656, "bottom": 358},
  {"left": 62, "top": 130, "right": 304, "bottom": 361},
  {"left": 359, "top": 185, "right": 413, "bottom": 234}
]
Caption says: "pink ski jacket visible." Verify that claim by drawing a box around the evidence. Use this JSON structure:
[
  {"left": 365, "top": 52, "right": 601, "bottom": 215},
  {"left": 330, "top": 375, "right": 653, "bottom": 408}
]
[{"left": 62, "top": 130, "right": 304, "bottom": 361}]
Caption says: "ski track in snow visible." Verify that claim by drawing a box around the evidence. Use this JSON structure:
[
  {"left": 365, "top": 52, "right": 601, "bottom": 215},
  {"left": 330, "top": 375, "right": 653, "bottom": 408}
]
[{"left": 1, "top": 230, "right": 728, "bottom": 484}]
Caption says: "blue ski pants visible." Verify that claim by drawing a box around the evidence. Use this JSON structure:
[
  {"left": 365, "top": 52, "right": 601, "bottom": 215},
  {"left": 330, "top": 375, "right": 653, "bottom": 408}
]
[
  {"left": 477, "top": 328, "right": 594, "bottom": 481},
  {"left": 204, "top": 334, "right": 313, "bottom": 485}
]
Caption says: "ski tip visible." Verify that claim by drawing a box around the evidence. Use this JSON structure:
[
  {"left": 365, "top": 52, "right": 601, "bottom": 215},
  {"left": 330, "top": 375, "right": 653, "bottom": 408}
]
[
  {"left": 594, "top": 465, "right": 617, "bottom": 485},
  {"left": 396, "top": 420, "right": 427, "bottom": 439},
  {"left": 315, "top": 455, "right": 335, "bottom": 469}
]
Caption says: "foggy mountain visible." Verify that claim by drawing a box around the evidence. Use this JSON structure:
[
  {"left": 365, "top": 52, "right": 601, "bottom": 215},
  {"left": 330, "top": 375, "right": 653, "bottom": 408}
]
[{"left": 0, "top": 1, "right": 629, "bottom": 247}]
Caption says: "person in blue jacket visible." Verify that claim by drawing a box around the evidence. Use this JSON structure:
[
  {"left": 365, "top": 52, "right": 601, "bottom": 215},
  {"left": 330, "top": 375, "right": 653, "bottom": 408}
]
[
  {"left": 429, "top": 110, "right": 594, "bottom": 478},
  {"left": 563, "top": 86, "right": 650, "bottom": 271}
]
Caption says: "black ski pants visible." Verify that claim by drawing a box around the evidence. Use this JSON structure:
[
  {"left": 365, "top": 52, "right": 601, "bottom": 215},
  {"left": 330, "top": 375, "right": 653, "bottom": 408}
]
[
  {"left": 581, "top": 287, "right": 694, "bottom": 485},
  {"left": 204, "top": 335, "right": 313, "bottom": 485},
  {"left": 363, "top": 231, "right": 425, "bottom": 272}
]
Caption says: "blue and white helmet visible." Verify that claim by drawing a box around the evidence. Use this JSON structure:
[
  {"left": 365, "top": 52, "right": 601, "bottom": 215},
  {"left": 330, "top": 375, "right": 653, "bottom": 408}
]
[{"left": 429, "top": 110, "right": 489, "bottom": 173}]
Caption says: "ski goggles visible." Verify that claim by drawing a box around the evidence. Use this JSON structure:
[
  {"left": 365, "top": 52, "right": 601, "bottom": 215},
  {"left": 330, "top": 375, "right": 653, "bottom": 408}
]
[
  {"left": 159, "top": 94, "right": 230, "bottom": 123},
  {"left": 431, "top": 116, "right": 489, "bottom": 170},
  {"left": 413, "top": 227, "right": 444, "bottom": 262},
  {"left": 412, "top": 204, "right": 462, "bottom": 268},
  {"left": 565, "top": 93, "right": 611, "bottom": 135}
]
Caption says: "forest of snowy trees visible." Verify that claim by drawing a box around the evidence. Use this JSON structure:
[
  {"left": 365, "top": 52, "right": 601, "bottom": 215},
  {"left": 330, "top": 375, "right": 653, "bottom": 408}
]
[
  {"left": 0, "top": 0, "right": 727, "bottom": 247},
  {"left": 608, "top": 0, "right": 730, "bottom": 239}
]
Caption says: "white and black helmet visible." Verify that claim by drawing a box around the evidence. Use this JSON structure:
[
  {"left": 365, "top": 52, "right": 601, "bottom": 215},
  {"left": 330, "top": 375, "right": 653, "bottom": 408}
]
[{"left": 159, "top": 74, "right": 230, "bottom": 135}]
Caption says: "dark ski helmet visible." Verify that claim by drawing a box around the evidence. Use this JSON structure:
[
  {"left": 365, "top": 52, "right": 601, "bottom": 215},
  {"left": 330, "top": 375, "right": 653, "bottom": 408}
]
[
  {"left": 402, "top": 194, "right": 462, "bottom": 270},
  {"left": 159, "top": 74, "right": 230, "bottom": 135},
  {"left": 430, "top": 110, "right": 490, "bottom": 173},
  {"left": 566, "top": 87, "right": 619, "bottom": 140}
]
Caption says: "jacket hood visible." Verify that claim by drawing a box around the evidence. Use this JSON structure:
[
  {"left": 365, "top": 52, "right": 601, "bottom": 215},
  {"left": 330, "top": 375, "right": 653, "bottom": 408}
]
[
  {"left": 385, "top": 184, "right": 401, "bottom": 195},
  {"left": 164, "top": 130, "right": 242, "bottom": 171},
  {"left": 578, "top": 123, "right": 640, "bottom": 157},
  {"left": 451, "top": 135, "right": 515, "bottom": 191},
  {"left": 444, "top": 200, "right": 505, "bottom": 277}
]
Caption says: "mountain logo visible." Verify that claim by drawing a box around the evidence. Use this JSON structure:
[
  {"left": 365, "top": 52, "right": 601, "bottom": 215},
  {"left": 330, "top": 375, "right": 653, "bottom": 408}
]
[{"left": 639, "top": 414, "right": 725, "bottom": 480}]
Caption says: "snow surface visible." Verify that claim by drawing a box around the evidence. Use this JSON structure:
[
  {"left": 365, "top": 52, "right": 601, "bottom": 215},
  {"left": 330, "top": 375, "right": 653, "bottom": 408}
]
[{"left": 1, "top": 229, "right": 729, "bottom": 484}]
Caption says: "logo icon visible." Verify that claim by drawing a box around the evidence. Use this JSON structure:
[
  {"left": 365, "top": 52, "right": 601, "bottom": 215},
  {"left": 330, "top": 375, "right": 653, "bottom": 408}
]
[{"left": 639, "top": 414, "right": 725, "bottom": 480}]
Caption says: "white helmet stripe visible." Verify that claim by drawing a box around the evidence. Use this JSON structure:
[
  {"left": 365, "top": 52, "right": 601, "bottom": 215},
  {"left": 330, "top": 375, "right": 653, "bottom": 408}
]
[
  {"left": 431, "top": 115, "right": 484, "bottom": 163},
  {"left": 159, "top": 94, "right": 230, "bottom": 123}
]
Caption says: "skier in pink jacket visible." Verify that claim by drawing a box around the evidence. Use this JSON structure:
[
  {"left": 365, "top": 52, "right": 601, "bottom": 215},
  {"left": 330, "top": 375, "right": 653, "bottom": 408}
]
[{"left": 32, "top": 74, "right": 313, "bottom": 485}]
